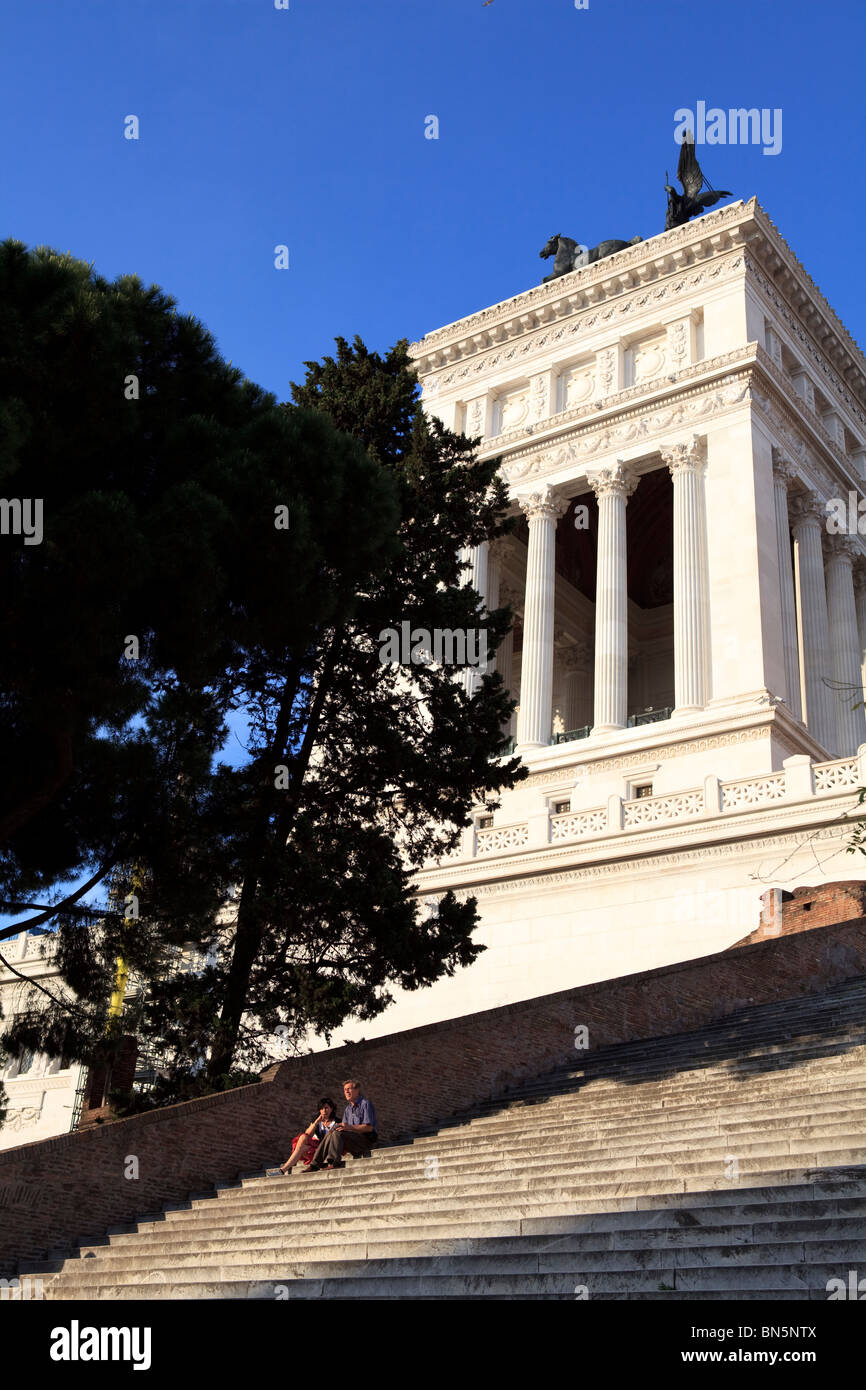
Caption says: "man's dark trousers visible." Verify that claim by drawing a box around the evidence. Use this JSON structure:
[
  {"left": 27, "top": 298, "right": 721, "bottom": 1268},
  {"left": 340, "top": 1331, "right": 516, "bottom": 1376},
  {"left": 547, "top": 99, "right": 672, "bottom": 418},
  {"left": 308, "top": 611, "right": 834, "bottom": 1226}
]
[{"left": 312, "top": 1127, "right": 375, "bottom": 1167}]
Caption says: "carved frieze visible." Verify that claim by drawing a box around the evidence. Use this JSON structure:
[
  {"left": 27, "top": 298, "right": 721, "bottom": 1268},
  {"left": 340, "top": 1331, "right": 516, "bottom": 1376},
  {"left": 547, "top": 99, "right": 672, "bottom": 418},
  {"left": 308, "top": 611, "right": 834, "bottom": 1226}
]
[
  {"left": 437, "top": 824, "right": 844, "bottom": 901},
  {"left": 503, "top": 370, "right": 750, "bottom": 483},
  {"left": 433, "top": 255, "right": 745, "bottom": 394}
]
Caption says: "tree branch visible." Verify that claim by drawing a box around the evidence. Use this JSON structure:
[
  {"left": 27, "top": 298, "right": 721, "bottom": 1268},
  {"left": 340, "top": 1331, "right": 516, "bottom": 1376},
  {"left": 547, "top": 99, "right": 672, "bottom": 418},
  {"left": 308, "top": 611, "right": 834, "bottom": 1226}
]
[
  {"left": 0, "top": 860, "right": 118, "bottom": 941},
  {"left": 0, "top": 948, "right": 91, "bottom": 1019}
]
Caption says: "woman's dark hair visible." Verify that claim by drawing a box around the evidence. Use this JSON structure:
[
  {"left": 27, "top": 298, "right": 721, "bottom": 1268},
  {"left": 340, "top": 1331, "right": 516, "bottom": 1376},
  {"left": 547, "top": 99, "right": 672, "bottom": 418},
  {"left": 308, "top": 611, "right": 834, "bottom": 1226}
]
[{"left": 317, "top": 1097, "right": 338, "bottom": 1116}]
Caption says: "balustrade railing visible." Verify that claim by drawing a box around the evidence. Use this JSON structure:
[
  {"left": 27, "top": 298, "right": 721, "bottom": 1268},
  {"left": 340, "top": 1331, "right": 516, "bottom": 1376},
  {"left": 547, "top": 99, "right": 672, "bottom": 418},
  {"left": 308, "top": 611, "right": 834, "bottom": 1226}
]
[
  {"left": 555, "top": 725, "right": 591, "bottom": 744},
  {"left": 424, "top": 750, "right": 866, "bottom": 869}
]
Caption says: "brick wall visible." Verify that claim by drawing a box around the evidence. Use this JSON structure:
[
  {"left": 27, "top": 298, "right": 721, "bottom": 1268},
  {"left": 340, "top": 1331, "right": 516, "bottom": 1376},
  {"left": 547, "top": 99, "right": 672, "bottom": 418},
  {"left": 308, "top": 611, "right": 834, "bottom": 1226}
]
[
  {"left": 2, "top": 916, "right": 866, "bottom": 1275},
  {"left": 733, "top": 882, "right": 866, "bottom": 947}
]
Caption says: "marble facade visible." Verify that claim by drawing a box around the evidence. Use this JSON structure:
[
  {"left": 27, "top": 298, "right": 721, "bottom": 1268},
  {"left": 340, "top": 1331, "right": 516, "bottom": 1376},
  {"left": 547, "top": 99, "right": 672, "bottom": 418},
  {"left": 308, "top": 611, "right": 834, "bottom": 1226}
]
[{"left": 341, "top": 198, "right": 866, "bottom": 1042}]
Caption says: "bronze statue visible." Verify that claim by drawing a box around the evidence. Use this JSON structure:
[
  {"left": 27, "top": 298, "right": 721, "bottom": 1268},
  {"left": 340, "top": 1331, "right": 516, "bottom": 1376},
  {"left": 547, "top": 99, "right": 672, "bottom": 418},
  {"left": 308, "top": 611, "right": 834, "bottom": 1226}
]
[
  {"left": 539, "top": 232, "right": 642, "bottom": 283},
  {"left": 664, "top": 134, "right": 731, "bottom": 229}
]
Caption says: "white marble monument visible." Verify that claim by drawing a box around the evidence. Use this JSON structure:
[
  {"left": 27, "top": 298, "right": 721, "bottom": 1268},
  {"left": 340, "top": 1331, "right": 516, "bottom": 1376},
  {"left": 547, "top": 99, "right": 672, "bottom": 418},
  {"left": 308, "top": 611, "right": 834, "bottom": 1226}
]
[{"left": 347, "top": 198, "right": 866, "bottom": 1042}]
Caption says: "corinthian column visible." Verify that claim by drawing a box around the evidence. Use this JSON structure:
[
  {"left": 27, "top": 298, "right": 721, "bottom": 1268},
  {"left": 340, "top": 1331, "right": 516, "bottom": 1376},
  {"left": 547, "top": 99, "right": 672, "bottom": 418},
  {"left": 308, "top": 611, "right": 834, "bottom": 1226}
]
[
  {"left": 824, "top": 534, "right": 866, "bottom": 754},
  {"left": 771, "top": 450, "right": 802, "bottom": 720},
  {"left": 587, "top": 462, "right": 638, "bottom": 733},
  {"left": 485, "top": 540, "right": 503, "bottom": 674},
  {"left": 661, "top": 435, "right": 710, "bottom": 715},
  {"left": 559, "top": 639, "right": 593, "bottom": 733},
  {"left": 497, "top": 576, "right": 520, "bottom": 741},
  {"left": 458, "top": 541, "right": 489, "bottom": 696},
  {"left": 515, "top": 487, "right": 568, "bottom": 750},
  {"left": 855, "top": 566, "right": 866, "bottom": 703},
  {"left": 790, "top": 493, "right": 836, "bottom": 752}
]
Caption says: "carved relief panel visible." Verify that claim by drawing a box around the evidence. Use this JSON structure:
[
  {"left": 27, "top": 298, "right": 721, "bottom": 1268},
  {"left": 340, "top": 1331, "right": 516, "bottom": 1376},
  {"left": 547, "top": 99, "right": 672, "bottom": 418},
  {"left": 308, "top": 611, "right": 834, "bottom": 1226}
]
[
  {"left": 626, "top": 331, "right": 668, "bottom": 387},
  {"left": 558, "top": 359, "right": 596, "bottom": 412},
  {"left": 494, "top": 383, "right": 531, "bottom": 435}
]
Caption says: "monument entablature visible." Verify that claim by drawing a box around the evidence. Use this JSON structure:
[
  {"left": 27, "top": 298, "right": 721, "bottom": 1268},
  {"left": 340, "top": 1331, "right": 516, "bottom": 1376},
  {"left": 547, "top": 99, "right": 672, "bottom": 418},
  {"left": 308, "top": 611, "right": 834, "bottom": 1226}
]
[{"left": 412, "top": 201, "right": 866, "bottom": 423}]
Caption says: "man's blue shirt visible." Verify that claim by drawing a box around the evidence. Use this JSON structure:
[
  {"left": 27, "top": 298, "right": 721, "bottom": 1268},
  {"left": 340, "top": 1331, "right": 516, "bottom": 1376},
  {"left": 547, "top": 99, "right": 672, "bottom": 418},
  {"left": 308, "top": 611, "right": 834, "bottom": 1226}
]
[{"left": 343, "top": 1095, "right": 377, "bottom": 1130}]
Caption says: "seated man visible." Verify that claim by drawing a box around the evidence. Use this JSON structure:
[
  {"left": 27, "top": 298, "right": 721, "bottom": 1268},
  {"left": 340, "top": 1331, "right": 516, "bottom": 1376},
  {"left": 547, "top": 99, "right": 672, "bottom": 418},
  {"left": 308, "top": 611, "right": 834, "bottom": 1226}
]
[{"left": 306, "top": 1078, "right": 378, "bottom": 1171}]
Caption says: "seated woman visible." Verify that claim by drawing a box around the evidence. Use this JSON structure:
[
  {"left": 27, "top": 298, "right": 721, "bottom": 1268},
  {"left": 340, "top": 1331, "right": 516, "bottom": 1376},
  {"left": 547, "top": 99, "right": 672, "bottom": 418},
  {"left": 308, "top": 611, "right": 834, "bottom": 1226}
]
[{"left": 268, "top": 1098, "right": 338, "bottom": 1176}]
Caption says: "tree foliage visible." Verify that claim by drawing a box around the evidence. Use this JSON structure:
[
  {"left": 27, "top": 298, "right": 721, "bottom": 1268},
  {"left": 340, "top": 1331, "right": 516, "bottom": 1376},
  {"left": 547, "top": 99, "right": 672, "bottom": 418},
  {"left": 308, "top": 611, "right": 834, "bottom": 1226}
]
[{"left": 0, "top": 247, "right": 523, "bottom": 1102}]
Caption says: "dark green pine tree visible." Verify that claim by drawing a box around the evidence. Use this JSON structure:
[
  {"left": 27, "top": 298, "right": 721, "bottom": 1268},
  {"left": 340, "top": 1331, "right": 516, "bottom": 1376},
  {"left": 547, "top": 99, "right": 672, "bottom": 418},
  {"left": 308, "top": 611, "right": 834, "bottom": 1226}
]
[
  {"left": 1, "top": 241, "right": 524, "bottom": 1095},
  {"left": 0, "top": 242, "right": 398, "bottom": 1085},
  {"left": 190, "top": 336, "right": 526, "bottom": 1079}
]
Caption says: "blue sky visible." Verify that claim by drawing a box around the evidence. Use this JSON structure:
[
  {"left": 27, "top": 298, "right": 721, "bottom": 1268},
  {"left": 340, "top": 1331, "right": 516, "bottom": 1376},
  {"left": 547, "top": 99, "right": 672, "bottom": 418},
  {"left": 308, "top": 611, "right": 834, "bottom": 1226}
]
[
  {"left": 2, "top": 0, "right": 864, "bottom": 400},
  {"left": 1, "top": 0, "right": 864, "bottom": 931}
]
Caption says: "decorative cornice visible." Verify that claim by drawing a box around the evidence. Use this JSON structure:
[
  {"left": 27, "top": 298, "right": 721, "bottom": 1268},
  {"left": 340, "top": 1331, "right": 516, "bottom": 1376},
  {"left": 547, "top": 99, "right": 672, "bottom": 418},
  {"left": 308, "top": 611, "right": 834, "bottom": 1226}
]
[
  {"left": 502, "top": 364, "right": 752, "bottom": 484},
  {"left": 434, "top": 822, "right": 845, "bottom": 901},
  {"left": 753, "top": 344, "right": 861, "bottom": 480},
  {"left": 487, "top": 349, "right": 859, "bottom": 501},
  {"left": 742, "top": 220, "right": 866, "bottom": 415},
  {"left": 410, "top": 201, "right": 755, "bottom": 367},
  {"left": 410, "top": 201, "right": 866, "bottom": 423},
  {"left": 482, "top": 344, "right": 752, "bottom": 461},
  {"left": 424, "top": 253, "right": 747, "bottom": 394}
]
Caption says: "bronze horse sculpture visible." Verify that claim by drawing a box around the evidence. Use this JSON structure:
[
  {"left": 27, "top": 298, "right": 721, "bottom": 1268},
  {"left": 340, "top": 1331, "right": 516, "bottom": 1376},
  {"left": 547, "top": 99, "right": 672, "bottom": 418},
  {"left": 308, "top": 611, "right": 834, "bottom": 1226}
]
[{"left": 539, "top": 232, "right": 642, "bottom": 283}]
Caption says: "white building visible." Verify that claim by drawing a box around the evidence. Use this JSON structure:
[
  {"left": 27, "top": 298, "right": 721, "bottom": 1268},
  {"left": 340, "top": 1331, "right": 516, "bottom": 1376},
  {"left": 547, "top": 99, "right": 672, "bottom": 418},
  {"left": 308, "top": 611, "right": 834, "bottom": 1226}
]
[
  {"left": 0, "top": 928, "right": 218, "bottom": 1147},
  {"left": 0, "top": 932, "right": 87, "bottom": 1152},
  {"left": 345, "top": 197, "right": 866, "bottom": 1041}
]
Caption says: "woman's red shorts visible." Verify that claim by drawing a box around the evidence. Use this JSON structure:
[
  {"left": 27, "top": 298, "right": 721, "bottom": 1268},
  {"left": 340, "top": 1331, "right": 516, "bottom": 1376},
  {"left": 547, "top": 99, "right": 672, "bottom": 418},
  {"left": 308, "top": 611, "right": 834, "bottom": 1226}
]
[{"left": 291, "top": 1133, "right": 319, "bottom": 1166}]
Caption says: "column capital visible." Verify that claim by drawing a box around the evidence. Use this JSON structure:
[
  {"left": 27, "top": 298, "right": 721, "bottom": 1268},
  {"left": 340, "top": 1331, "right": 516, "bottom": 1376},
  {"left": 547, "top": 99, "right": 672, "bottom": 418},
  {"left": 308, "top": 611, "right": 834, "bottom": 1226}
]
[
  {"left": 556, "top": 635, "right": 593, "bottom": 671},
  {"left": 660, "top": 434, "right": 707, "bottom": 477},
  {"left": 771, "top": 446, "right": 798, "bottom": 487},
  {"left": 516, "top": 485, "right": 569, "bottom": 524},
  {"left": 789, "top": 490, "right": 827, "bottom": 532},
  {"left": 499, "top": 578, "right": 522, "bottom": 611},
  {"left": 823, "top": 532, "right": 859, "bottom": 568},
  {"left": 586, "top": 460, "right": 639, "bottom": 502}
]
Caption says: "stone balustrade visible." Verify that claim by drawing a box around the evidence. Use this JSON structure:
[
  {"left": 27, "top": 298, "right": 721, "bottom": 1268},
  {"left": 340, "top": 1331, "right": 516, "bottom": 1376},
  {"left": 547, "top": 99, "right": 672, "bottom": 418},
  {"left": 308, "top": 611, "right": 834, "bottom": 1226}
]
[
  {"left": 429, "top": 750, "right": 866, "bottom": 866},
  {"left": 0, "top": 933, "right": 52, "bottom": 965}
]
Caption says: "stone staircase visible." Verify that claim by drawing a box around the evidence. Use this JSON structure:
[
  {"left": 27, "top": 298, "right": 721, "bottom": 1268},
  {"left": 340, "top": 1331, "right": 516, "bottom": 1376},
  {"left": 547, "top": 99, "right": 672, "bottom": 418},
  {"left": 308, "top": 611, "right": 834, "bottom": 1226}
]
[{"left": 24, "top": 977, "right": 866, "bottom": 1299}]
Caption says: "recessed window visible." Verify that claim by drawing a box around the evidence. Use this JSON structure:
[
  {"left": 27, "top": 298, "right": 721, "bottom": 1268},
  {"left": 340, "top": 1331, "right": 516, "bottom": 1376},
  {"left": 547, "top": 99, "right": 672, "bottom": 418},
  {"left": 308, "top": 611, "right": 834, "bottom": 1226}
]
[
  {"left": 16, "top": 1049, "right": 35, "bottom": 1076},
  {"left": 633, "top": 783, "right": 653, "bottom": 800},
  {"left": 552, "top": 800, "right": 571, "bottom": 815},
  {"left": 477, "top": 815, "right": 493, "bottom": 830}
]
